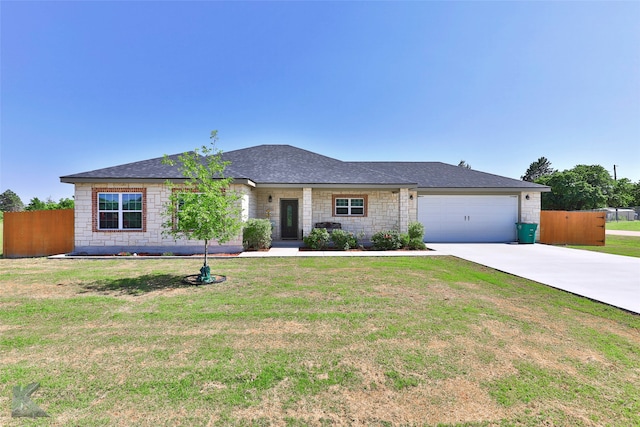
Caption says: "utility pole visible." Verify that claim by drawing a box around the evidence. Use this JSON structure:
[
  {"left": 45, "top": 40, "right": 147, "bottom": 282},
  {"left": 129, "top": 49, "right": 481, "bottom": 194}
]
[{"left": 614, "top": 165, "right": 618, "bottom": 222}]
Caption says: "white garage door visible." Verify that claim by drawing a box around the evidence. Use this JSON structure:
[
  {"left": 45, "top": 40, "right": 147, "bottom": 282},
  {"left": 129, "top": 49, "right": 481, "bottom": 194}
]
[{"left": 418, "top": 195, "right": 518, "bottom": 243}]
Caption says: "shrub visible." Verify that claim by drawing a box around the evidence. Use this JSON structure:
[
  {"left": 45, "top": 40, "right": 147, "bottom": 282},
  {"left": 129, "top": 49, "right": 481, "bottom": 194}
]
[
  {"left": 243, "top": 219, "right": 272, "bottom": 250},
  {"left": 405, "top": 222, "right": 426, "bottom": 249},
  {"left": 408, "top": 237, "right": 426, "bottom": 250},
  {"left": 303, "top": 228, "right": 330, "bottom": 250},
  {"left": 371, "top": 230, "right": 403, "bottom": 251},
  {"left": 399, "top": 233, "right": 410, "bottom": 248},
  {"left": 408, "top": 222, "right": 425, "bottom": 240},
  {"left": 330, "top": 229, "right": 358, "bottom": 250}
]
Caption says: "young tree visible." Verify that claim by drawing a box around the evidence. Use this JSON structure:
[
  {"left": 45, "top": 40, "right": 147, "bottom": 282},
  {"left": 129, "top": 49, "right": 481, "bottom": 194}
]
[
  {"left": 521, "top": 157, "right": 554, "bottom": 182},
  {"left": 161, "top": 131, "right": 243, "bottom": 283},
  {"left": 0, "top": 189, "right": 24, "bottom": 212}
]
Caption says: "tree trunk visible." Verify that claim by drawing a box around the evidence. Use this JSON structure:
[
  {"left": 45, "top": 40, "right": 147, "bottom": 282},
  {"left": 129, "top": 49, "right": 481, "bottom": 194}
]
[{"left": 204, "top": 239, "right": 209, "bottom": 267}]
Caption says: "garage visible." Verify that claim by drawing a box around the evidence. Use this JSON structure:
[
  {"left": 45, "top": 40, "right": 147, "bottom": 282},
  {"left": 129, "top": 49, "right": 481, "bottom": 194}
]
[{"left": 418, "top": 195, "right": 519, "bottom": 243}]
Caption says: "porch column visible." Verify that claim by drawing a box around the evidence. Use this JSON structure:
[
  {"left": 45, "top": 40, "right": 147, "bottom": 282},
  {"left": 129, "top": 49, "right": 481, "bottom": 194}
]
[
  {"left": 399, "top": 188, "right": 409, "bottom": 234},
  {"left": 302, "top": 187, "right": 313, "bottom": 238}
]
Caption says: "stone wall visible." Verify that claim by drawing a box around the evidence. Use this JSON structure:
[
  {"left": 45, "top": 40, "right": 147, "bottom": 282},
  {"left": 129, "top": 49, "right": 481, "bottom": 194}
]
[
  {"left": 520, "top": 191, "right": 542, "bottom": 240},
  {"left": 254, "top": 190, "right": 304, "bottom": 240},
  {"left": 74, "top": 183, "right": 422, "bottom": 252},
  {"left": 73, "top": 183, "right": 246, "bottom": 254},
  {"left": 311, "top": 189, "right": 413, "bottom": 239}
]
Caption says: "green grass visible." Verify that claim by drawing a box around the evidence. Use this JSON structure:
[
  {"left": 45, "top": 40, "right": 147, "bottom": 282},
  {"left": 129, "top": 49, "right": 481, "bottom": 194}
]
[
  {"left": 606, "top": 220, "right": 640, "bottom": 231},
  {"left": 568, "top": 235, "right": 640, "bottom": 258},
  {"left": 0, "top": 257, "right": 638, "bottom": 426}
]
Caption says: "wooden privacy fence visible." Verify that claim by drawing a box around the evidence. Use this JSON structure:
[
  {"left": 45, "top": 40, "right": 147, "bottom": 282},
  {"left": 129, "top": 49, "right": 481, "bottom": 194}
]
[
  {"left": 3, "top": 209, "right": 74, "bottom": 258},
  {"left": 539, "top": 211, "right": 605, "bottom": 246}
]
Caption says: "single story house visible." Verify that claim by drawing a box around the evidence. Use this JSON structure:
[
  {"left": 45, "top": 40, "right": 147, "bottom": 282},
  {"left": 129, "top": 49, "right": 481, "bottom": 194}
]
[{"left": 60, "top": 145, "right": 550, "bottom": 254}]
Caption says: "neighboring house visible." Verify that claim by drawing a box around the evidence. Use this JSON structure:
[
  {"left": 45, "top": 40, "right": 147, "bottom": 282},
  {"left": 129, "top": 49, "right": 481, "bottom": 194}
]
[{"left": 60, "top": 145, "right": 550, "bottom": 254}]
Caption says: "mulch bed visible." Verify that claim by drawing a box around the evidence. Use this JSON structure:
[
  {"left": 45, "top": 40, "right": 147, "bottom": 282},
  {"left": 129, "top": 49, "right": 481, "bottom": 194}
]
[
  {"left": 299, "top": 247, "right": 432, "bottom": 252},
  {"left": 182, "top": 274, "right": 227, "bottom": 285}
]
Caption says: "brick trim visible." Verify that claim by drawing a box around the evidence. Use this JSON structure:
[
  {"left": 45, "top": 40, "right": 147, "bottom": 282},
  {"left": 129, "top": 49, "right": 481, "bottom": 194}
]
[{"left": 92, "top": 187, "right": 147, "bottom": 232}]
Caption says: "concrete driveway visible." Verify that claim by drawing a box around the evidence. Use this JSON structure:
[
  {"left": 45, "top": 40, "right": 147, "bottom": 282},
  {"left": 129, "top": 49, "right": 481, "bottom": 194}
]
[{"left": 427, "top": 243, "right": 640, "bottom": 314}]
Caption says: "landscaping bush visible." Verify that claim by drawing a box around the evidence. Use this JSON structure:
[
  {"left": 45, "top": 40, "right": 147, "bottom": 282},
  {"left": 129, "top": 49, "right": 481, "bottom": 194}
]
[
  {"left": 399, "top": 233, "right": 410, "bottom": 248},
  {"left": 371, "top": 224, "right": 426, "bottom": 251},
  {"left": 408, "top": 237, "right": 426, "bottom": 250},
  {"left": 303, "top": 228, "right": 330, "bottom": 250},
  {"left": 330, "top": 229, "right": 358, "bottom": 250},
  {"left": 408, "top": 222, "right": 424, "bottom": 240},
  {"left": 242, "top": 218, "right": 272, "bottom": 250},
  {"left": 406, "top": 222, "right": 426, "bottom": 249},
  {"left": 371, "top": 230, "right": 403, "bottom": 250}
]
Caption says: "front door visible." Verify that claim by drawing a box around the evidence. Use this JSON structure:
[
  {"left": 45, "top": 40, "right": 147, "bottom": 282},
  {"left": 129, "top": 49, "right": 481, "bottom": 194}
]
[{"left": 280, "top": 199, "right": 299, "bottom": 239}]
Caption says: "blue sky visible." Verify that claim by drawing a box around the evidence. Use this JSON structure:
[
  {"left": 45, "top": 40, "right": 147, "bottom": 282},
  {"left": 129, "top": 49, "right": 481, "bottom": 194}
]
[{"left": 2, "top": 1, "right": 639, "bottom": 203}]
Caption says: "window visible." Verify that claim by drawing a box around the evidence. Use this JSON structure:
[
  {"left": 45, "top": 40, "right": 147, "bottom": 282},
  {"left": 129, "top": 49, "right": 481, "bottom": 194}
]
[
  {"left": 334, "top": 196, "right": 366, "bottom": 216},
  {"left": 173, "top": 191, "right": 202, "bottom": 230},
  {"left": 97, "top": 192, "right": 143, "bottom": 230}
]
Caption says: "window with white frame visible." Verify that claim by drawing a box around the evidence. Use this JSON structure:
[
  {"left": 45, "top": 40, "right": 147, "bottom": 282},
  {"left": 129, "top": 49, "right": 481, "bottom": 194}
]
[
  {"left": 97, "top": 192, "right": 143, "bottom": 230},
  {"left": 334, "top": 196, "right": 366, "bottom": 216},
  {"left": 173, "top": 191, "right": 202, "bottom": 230}
]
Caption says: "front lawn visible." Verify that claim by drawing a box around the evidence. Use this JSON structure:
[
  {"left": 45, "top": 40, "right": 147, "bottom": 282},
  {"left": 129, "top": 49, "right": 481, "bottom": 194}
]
[
  {"left": 569, "top": 235, "right": 640, "bottom": 258},
  {"left": 606, "top": 220, "right": 640, "bottom": 231},
  {"left": 0, "top": 257, "right": 638, "bottom": 426}
]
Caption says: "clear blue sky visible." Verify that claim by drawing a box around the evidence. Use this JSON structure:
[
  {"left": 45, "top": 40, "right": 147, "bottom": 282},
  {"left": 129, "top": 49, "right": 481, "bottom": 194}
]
[{"left": 2, "top": 1, "right": 639, "bottom": 204}]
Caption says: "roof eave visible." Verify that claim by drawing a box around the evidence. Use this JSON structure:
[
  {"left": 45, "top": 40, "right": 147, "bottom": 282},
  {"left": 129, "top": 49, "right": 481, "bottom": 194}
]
[
  {"left": 417, "top": 186, "right": 551, "bottom": 194},
  {"left": 60, "top": 177, "right": 256, "bottom": 187},
  {"left": 255, "top": 183, "right": 418, "bottom": 190}
]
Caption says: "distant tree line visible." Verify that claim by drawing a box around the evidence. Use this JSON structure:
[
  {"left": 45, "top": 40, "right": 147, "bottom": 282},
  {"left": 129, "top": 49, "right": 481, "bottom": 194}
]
[
  {"left": 0, "top": 189, "right": 74, "bottom": 214},
  {"left": 521, "top": 157, "right": 640, "bottom": 211}
]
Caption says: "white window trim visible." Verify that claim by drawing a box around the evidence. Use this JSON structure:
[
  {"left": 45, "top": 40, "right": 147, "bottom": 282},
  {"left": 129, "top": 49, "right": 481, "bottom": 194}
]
[{"left": 333, "top": 196, "right": 367, "bottom": 217}]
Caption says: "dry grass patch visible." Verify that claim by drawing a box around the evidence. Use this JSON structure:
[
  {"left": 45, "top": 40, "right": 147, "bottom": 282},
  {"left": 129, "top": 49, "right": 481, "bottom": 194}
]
[{"left": 0, "top": 256, "right": 638, "bottom": 426}]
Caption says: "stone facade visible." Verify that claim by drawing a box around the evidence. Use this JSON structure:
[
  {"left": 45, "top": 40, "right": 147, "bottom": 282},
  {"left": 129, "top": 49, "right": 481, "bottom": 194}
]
[
  {"left": 73, "top": 181, "right": 541, "bottom": 252},
  {"left": 73, "top": 182, "right": 246, "bottom": 255},
  {"left": 251, "top": 189, "right": 417, "bottom": 240},
  {"left": 253, "top": 189, "right": 304, "bottom": 240},
  {"left": 519, "top": 191, "right": 542, "bottom": 240}
]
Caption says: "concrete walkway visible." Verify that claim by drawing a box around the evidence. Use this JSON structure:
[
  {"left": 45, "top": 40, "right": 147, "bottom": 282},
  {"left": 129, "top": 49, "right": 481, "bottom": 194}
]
[
  {"left": 606, "top": 229, "right": 640, "bottom": 237},
  {"left": 427, "top": 243, "right": 640, "bottom": 314}
]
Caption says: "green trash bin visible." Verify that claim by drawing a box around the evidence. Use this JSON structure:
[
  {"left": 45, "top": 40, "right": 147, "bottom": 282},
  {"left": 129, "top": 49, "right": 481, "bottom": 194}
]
[{"left": 516, "top": 223, "right": 538, "bottom": 244}]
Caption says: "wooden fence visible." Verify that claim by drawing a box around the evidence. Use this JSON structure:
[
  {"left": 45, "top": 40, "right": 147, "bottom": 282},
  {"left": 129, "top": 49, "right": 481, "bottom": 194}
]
[
  {"left": 539, "top": 211, "right": 605, "bottom": 246},
  {"left": 3, "top": 209, "right": 74, "bottom": 258}
]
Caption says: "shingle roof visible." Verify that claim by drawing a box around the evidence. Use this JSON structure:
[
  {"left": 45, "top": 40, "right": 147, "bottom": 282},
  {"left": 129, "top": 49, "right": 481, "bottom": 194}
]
[
  {"left": 222, "top": 145, "right": 412, "bottom": 185},
  {"left": 60, "top": 154, "right": 186, "bottom": 181},
  {"left": 60, "top": 144, "right": 548, "bottom": 191},
  {"left": 352, "top": 161, "right": 547, "bottom": 189}
]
